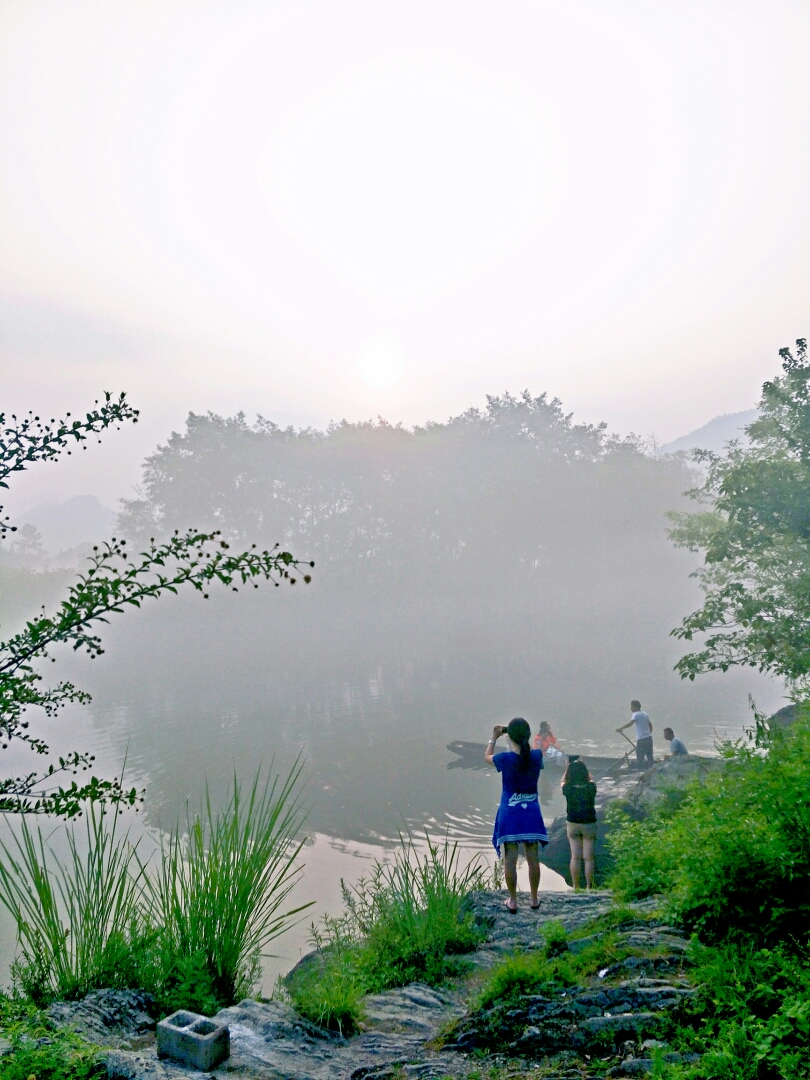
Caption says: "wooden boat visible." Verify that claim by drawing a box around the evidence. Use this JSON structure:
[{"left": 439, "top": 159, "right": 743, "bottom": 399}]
[{"left": 445, "top": 739, "right": 630, "bottom": 774}]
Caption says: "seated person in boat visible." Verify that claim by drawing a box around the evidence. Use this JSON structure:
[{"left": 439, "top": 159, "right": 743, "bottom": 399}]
[
  {"left": 663, "top": 727, "right": 688, "bottom": 757},
  {"left": 533, "top": 720, "right": 562, "bottom": 760}
]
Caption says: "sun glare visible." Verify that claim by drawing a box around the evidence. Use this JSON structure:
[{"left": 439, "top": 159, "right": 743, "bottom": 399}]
[{"left": 358, "top": 337, "right": 405, "bottom": 391}]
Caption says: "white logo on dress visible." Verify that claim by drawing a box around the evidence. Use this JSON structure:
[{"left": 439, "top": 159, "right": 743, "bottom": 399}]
[{"left": 508, "top": 792, "right": 538, "bottom": 808}]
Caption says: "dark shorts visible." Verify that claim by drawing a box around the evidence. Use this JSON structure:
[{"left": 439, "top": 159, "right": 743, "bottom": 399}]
[{"left": 636, "top": 735, "right": 653, "bottom": 767}]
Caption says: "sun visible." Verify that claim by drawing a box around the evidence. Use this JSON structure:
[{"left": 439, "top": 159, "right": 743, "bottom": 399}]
[{"left": 357, "top": 337, "right": 404, "bottom": 392}]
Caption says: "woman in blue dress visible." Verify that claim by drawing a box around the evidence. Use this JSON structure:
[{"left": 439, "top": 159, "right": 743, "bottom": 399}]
[{"left": 485, "top": 717, "right": 549, "bottom": 913}]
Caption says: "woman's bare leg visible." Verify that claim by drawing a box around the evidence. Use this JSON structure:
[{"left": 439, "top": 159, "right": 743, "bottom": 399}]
[
  {"left": 503, "top": 843, "right": 518, "bottom": 910},
  {"left": 524, "top": 842, "right": 541, "bottom": 905},
  {"left": 583, "top": 833, "right": 595, "bottom": 889},
  {"left": 569, "top": 833, "right": 583, "bottom": 889}
]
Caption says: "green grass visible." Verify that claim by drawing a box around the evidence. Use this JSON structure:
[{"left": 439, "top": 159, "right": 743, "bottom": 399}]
[
  {"left": 0, "top": 803, "right": 147, "bottom": 1004},
  {"left": 287, "top": 833, "right": 487, "bottom": 1033},
  {"left": 0, "top": 764, "right": 310, "bottom": 1015},
  {"left": 475, "top": 919, "right": 659, "bottom": 1010},
  {"left": 144, "top": 762, "right": 311, "bottom": 1009}
]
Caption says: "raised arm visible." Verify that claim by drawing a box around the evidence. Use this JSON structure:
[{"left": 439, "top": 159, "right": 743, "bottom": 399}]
[{"left": 485, "top": 725, "right": 506, "bottom": 764}]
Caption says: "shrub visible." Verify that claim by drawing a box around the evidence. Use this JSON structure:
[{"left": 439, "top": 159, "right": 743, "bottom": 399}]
[{"left": 608, "top": 713, "right": 810, "bottom": 944}]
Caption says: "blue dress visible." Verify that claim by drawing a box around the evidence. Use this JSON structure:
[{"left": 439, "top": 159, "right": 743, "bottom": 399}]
[{"left": 492, "top": 749, "right": 549, "bottom": 856}]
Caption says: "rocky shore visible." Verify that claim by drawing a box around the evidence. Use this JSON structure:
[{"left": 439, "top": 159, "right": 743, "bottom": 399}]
[
  {"left": 539, "top": 754, "right": 722, "bottom": 882},
  {"left": 43, "top": 887, "right": 700, "bottom": 1080}
]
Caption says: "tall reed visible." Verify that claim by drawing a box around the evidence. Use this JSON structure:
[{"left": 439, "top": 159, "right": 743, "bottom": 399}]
[
  {"left": 0, "top": 805, "right": 145, "bottom": 1002},
  {"left": 147, "top": 762, "right": 311, "bottom": 1005}
]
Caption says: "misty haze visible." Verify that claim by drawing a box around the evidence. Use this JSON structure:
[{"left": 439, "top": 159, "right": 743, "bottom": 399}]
[
  {"left": 0, "top": 392, "right": 780, "bottom": 845},
  {"left": 1, "top": 3, "right": 808, "bottom": 1068}
]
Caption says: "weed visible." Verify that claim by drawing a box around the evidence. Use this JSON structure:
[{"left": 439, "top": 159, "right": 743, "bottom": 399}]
[
  {"left": 566, "top": 904, "right": 661, "bottom": 939},
  {"left": 145, "top": 763, "right": 311, "bottom": 1008},
  {"left": 0, "top": 993, "right": 100, "bottom": 1080},
  {"left": 0, "top": 804, "right": 146, "bottom": 1004},
  {"left": 476, "top": 914, "right": 673, "bottom": 1012},
  {"left": 287, "top": 833, "right": 487, "bottom": 1033}
]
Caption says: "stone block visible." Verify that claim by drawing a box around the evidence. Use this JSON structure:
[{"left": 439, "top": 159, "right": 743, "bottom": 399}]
[{"left": 156, "top": 1009, "right": 230, "bottom": 1070}]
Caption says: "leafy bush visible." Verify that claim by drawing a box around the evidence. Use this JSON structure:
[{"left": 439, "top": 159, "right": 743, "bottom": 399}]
[
  {"left": 0, "top": 993, "right": 101, "bottom": 1080},
  {"left": 287, "top": 834, "right": 487, "bottom": 1033},
  {"left": 608, "top": 713, "right": 810, "bottom": 944},
  {"left": 657, "top": 942, "right": 810, "bottom": 1080}
]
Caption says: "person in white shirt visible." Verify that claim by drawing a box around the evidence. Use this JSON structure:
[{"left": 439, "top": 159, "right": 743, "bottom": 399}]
[
  {"left": 616, "top": 699, "right": 653, "bottom": 768},
  {"left": 663, "top": 727, "right": 688, "bottom": 756}
]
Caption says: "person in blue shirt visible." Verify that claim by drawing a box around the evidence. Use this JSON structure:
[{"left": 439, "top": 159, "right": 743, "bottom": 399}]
[
  {"left": 663, "top": 727, "right": 688, "bottom": 756},
  {"left": 485, "top": 717, "right": 549, "bottom": 913},
  {"left": 616, "top": 699, "right": 653, "bottom": 768}
]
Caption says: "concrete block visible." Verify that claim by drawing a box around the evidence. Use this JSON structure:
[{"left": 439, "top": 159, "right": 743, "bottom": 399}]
[{"left": 156, "top": 1009, "right": 230, "bottom": 1070}]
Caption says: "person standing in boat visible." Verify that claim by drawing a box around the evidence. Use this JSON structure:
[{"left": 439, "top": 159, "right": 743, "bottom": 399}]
[
  {"left": 616, "top": 699, "right": 653, "bottom": 769},
  {"left": 486, "top": 718, "right": 549, "bottom": 913}
]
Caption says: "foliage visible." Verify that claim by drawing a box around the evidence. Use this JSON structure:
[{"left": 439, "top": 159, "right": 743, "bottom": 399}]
[
  {"left": 0, "top": 392, "right": 139, "bottom": 541},
  {"left": 145, "top": 764, "right": 311, "bottom": 1008},
  {"left": 117, "top": 393, "right": 681, "bottom": 600},
  {"left": 0, "top": 803, "right": 147, "bottom": 1004},
  {"left": 0, "top": 391, "right": 311, "bottom": 815},
  {"left": 608, "top": 711, "right": 810, "bottom": 944},
  {"left": 0, "top": 766, "right": 309, "bottom": 1015},
  {"left": 655, "top": 942, "right": 810, "bottom": 1080},
  {"left": 475, "top": 921, "right": 657, "bottom": 1011},
  {"left": 0, "top": 994, "right": 101, "bottom": 1080},
  {"left": 669, "top": 338, "right": 810, "bottom": 693},
  {"left": 287, "top": 834, "right": 487, "bottom": 1033}
]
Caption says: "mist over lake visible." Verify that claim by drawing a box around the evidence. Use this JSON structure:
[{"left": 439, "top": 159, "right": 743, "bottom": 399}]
[{"left": 26, "top": 392, "right": 779, "bottom": 845}]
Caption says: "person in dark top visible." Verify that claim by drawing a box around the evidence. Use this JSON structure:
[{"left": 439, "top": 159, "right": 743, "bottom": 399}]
[
  {"left": 485, "top": 717, "right": 549, "bottom": 913},
  {"left": 561, "top": 758, "right": 597, "bottom": 890}
]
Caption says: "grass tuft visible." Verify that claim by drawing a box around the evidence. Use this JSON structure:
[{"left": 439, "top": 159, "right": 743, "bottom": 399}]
[
  {"left": 0, "top": 763, "right": 310, "bottom": 1015},
  {"left": 0, "top": 804, "right": 147, "bottom": 1004},
  {"left": 145, "top": 761, "right": 312, "bottom": 1008},
  {"left": 287, "top": 833, "right": 487, "bottom": 1033}
]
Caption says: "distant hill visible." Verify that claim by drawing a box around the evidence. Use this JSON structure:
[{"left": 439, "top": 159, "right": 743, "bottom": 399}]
[
  {"left": 11, "top": 495, "right": 115, "bottom": 554},
  {"left": 661, "top": 408, "right": 758, "bottom": 455}
]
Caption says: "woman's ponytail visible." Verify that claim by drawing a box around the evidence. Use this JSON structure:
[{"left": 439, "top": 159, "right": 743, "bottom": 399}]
[{"left": 507, "top": 717, "right": 532, "bottom": 772}]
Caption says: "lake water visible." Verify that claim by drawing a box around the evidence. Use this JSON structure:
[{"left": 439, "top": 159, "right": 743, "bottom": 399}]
[{"left": 0, "top": 609, "right": 784, "bottom": 993}]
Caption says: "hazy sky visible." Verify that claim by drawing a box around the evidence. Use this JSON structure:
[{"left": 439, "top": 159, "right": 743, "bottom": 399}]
[{"left": 2, "top": 0, "right": 810, "bottom": 510}]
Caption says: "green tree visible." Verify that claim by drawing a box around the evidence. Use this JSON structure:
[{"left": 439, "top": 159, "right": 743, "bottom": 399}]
[
  {"left": 670, "top": 338, "right": 810, "bottom": 694},
  {"left": 0, "top": 394, "right": 311, "bottom": 816}
]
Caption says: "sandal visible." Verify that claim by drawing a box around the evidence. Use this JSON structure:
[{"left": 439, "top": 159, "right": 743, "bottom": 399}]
[
  {"left": 530, "top": 901, "right": 541, "bottom": 910},
  {"left": 504, "top": 898, "right": 518, "bottom": 914}
]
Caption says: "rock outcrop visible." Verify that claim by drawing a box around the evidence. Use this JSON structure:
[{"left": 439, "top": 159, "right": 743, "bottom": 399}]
[{"left": 43, "top": 890, "right": 699, "bottom": 1080}]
